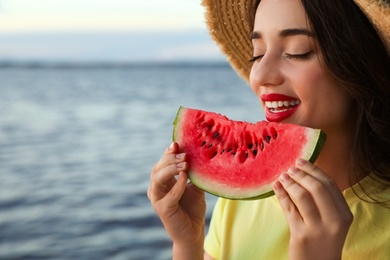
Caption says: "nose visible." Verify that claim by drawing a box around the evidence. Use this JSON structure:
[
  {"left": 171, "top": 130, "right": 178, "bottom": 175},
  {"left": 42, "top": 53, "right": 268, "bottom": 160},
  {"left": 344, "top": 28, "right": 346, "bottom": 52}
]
[{"left": 249, "top": 54, "right": 284, "bottom": 94}]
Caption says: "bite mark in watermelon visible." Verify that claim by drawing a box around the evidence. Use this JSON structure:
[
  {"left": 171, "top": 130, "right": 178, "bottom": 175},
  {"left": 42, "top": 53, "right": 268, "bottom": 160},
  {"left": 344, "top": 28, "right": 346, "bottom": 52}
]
[{"left": 173, "top": 107, "right": 326, "bottom": 200}]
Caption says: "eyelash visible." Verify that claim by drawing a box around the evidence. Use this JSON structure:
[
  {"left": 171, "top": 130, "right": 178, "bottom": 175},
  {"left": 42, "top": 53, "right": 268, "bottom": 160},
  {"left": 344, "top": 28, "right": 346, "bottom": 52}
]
[
  {"left": 249, "top": 51, "right": 313, "bottom": 62},
  {"left": 249, "top": 55, "right": 263, "bottom": 62},
  {"left": 285, "top": 51, "right": 313, "bottom": 60}
]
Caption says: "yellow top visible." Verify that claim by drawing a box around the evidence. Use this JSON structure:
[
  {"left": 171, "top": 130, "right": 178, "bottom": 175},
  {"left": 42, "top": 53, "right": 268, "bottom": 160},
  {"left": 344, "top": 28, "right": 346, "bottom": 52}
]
[{"left": 204, "top": 176, "right": 390, "bottom": 259}]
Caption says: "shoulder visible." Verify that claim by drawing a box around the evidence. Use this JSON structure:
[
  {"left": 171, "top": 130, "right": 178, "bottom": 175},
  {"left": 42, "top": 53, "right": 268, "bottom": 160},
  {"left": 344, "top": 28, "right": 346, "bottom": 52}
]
[
  {"left": 343, "top": 174, "right": 390, "bottom": 207},
  {"left": 343, "top": 175, "right": 390, "bottom": 257}
]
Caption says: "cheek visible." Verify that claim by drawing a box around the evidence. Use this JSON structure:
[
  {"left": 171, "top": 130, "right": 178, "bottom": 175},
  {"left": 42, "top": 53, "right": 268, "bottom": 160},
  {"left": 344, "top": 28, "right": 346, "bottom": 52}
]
[
  {"left": 297, "top": 72, "right": 352, "bottom": 129},
  {"left": 294, "top": 63, "right": 351, "bottom": 120},
  {"left": 294, "top": 64, "right": 334, "bottom": 101}
]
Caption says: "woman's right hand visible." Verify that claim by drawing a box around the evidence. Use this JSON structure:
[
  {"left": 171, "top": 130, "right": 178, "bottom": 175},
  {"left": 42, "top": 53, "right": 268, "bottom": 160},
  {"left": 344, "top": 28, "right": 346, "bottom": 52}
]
[{"left": 147, "top": 142, "right": 206, "bottom": 258}]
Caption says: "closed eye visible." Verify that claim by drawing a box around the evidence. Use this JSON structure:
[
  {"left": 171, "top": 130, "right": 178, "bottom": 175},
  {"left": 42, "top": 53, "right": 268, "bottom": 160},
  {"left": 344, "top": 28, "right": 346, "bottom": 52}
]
[
  {"left": 285, "top": 51, "right": 313, "bottom": 60},
  {"left": 250, "top": 50, "right": 313, "bottom": 62},
  {"left": 249, "top": 55, "right": 264, "bottom": 62}
]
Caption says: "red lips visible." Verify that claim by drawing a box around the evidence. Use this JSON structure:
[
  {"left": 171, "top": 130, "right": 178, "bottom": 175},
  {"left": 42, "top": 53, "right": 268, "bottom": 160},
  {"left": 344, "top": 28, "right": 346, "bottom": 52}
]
[{"left": 261, "top": 93, "right": 298, "bottom": 101}]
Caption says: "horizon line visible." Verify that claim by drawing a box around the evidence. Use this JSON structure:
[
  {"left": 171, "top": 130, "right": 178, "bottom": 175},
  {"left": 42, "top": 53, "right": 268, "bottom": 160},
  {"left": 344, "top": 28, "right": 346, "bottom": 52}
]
[{"left": 0, "top": 60, "right": 230, "bottom": 69}]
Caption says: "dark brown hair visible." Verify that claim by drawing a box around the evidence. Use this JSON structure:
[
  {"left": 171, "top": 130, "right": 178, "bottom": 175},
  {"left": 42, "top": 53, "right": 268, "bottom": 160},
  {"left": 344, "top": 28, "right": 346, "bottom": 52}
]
[
  {"left": 249, "top": 0, "right": 390, "bottom": 204},
  {"left": 300, "top": 0, "right": 390, "bottom": 203}
]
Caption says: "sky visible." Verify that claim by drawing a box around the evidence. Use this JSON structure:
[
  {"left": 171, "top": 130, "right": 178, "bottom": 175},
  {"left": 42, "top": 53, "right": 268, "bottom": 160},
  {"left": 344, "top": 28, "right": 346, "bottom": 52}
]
[{"left": 0, "top": 0, "right": 225, "bottom": 62}]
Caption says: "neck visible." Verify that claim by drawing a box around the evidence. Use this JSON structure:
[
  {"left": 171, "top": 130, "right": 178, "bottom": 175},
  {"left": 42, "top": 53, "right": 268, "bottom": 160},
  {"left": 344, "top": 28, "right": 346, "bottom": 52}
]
[{"left": 314, "top": 128, "right": 363, "bottom": 191}]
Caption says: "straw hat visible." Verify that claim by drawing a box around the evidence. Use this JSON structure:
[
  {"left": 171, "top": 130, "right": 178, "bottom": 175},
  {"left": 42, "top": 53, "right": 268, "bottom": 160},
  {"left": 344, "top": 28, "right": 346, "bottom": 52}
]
[{"left": 202, "top": 0, "right": 390, "bottom": 82}]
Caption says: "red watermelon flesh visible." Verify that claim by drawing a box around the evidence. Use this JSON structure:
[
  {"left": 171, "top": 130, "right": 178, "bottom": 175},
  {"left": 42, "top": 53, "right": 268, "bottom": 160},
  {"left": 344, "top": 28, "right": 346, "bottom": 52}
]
[{"left": 173, "top": 107, "right": 326, "bottom": 200}]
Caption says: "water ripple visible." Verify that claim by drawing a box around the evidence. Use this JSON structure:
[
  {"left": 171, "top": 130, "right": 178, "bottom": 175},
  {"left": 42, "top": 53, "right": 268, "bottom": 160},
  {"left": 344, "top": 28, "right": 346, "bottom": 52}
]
[{"left": 0, "top": 65, "right": 261, "bottom": 259}]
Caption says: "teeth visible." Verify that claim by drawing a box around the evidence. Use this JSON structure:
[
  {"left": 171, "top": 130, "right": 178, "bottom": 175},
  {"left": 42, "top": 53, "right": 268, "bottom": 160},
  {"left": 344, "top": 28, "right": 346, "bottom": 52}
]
[{"left": 265, "top": 100, "right": 300, "bottom": 109}]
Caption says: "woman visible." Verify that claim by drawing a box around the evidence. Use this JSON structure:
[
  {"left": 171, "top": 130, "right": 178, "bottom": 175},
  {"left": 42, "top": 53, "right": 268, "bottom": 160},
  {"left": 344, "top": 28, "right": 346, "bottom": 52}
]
[{"left": 148, "top": 0, "right": 390, "bottom": 259}]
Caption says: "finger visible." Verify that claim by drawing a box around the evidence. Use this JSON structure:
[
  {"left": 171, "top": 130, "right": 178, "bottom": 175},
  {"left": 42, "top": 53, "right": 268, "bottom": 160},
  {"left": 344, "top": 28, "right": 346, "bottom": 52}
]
[
  {"left": 295, "top": 158, "right": 334, "bottom": 186},
  {"left": 151, "top": 142, "right": 186, "bottom": 180},
  {"left": 151, "top": 142, "right": 181, "bottom": 175},
  {"left": 152, "top": 152, "right": 187, "bottom": 177},
  {"left": 153, "top": 161, "right": 189, "bottom": 185},
  {"left": 295, "top": 159, "right": 350, "bottom": 207},
  {"left": 296, "top": 159, "right": 344, "bottom": 202},
  {"left": 149, "top": 161, "right": 189, "bottom": 202},
  {"left": 162, "top": 171, "right": 189, "bottom": 205},
  {"left": 150, "top": 153, "right": 184, "bottom": 198},
  {"left": 291, "top": 160, "right": 354, "bottom": 236},
  {"left": 274, "top": 180, "right": 299, "bottom": 218},
  {"left": 278, "top": 173, "right": 321, "bottom": 224},
  {"left": 149, "top": 142, "right": 187, "bottom": 202},
  {"left": 292, "top": 160, "right": 350, "bottom": 221},
  {"left": 274, "top": 180, "right": 308, "bottom": 234},
  {"left": 165, "top": 142, "right": 178, "bottom": 155},
  {"left": 164, "top": 141, "right": 185, "bottom": 156},
  {"left": 148, "top": 161, "right": 183, "bottom": 200},
  {"left": 152, "top": 171, "right": 188, "bottom": 219}
]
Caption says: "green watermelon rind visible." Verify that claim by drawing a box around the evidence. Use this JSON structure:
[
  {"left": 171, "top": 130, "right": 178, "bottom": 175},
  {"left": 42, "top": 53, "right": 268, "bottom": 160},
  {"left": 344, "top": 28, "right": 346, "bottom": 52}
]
[
  {"left": 307, "top": 130, "right": 327, "bottom": 164},
  {"left": 172, "top": 106, "right": 184, "bottom": 141},
  {"left": 172, "top": 106, "right": 327, "bottom": 200}
]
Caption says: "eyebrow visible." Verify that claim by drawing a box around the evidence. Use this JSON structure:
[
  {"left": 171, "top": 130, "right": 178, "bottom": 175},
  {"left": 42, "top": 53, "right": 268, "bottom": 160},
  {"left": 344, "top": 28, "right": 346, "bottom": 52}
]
[{"left": 249, "top": 28, "right": 315, "bottom": 40}]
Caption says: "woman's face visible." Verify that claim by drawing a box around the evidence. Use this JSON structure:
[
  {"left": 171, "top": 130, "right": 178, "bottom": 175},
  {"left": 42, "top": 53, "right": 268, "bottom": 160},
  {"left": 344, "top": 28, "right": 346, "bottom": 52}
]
[{"left": 249, "top": 0, "right": 353, "bottom": 135}]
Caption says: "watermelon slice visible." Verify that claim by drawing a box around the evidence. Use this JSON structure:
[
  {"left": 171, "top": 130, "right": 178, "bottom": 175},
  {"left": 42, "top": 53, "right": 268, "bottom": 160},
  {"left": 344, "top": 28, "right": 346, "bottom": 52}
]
[{"left": 173, "top": 107, "right": 326, "bottom": 200}]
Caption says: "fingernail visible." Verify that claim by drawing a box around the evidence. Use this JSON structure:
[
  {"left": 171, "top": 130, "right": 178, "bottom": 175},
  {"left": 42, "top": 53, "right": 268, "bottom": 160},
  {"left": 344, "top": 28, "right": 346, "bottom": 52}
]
[
  {"left": 273, "top": 180, "right": 283, "bottom": 190},
  {"left": 279, "top": 173, "right": 290, "bottom": 182},
  {"left": 175, "top": 153, "right": 185, "bottom": 160},
  {"left": 168, "top": 142, "right": 174, "bottom": 151},
  {"left": 288, "top": 167, "right": 299, "bottom": 176},
  {"left": 177, "top": 162, "right": 186, "bottom": 168},
  {"left": 296, "top": 158, "right": 307, "bottom": 166}
]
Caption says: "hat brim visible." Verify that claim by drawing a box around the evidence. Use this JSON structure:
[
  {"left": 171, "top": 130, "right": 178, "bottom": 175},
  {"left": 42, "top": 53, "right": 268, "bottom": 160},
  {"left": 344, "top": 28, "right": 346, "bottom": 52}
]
[{"left": 202, "top": 0, "right": 258, "bottom": 83}]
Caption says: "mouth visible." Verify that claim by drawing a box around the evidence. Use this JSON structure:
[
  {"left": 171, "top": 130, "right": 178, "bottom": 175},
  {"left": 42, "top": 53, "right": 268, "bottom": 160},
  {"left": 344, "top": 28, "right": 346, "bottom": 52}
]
[
  {"left": 265, "top": 100, "right": 301, "bottom": 113},
  {"left": 261, "top": 93, "right": 301, "bottom": 122}
]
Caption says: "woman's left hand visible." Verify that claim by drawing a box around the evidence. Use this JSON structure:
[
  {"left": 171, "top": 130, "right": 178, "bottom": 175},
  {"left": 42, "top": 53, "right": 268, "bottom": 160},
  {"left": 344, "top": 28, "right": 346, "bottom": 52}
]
[{"left": 273, "top": 158, "right": 354, "bottom": 260}]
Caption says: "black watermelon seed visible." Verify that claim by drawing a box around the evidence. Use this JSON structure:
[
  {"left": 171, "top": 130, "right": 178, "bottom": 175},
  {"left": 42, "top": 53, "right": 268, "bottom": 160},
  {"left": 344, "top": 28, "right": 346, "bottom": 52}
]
[
  {"left": 213, "top": 132, "right": 219, "bottom": 139},
  {"left": 201, "top": 141, "right": 206, "bottom": 147},
  {"left": 247, "top": 143, "right": 253, "bottom": 149},
  {"left": 265, "top": 136, "right": 271, "bottom": 143},
  {"left": 252, "top": 149, "right": 258, "bottom": 156},
  {"left": 260, "top": 142, "right": 264, "bottom": 151},
  {"left": 208, "top": 143, "right": 213, "bottom": 148}
]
